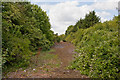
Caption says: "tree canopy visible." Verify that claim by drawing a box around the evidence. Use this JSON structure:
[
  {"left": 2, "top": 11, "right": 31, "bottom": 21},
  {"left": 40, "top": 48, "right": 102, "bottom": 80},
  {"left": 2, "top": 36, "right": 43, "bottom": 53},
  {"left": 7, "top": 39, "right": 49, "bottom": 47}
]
[{"left": 65, "top": 11, "right": 100, "bottom": 35}]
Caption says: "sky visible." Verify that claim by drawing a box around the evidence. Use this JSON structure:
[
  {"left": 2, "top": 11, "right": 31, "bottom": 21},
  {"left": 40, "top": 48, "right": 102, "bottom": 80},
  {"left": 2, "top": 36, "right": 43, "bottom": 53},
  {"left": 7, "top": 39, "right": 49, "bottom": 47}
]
[{"left": 30, "top": 0, "right": 119, "bottom": 35}]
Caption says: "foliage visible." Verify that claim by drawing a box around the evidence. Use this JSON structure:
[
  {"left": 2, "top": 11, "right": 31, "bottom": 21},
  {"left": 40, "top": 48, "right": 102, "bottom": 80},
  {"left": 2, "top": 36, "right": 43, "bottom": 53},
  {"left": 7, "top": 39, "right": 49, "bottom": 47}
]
[
  {"left": 65, "top": 25, "right": 74, "bottom": 35},
  {"left": 65, "top": 11, "right": 100, "bottom": 36},
  {"left": 67, "top": 16, "right": 119, "bottom": 78},
  {"left": 2, "top": 2, "right": 55, "bottom": 68},
  {"left": 59, "top": 34, "right": 65, "bottom": 42},
  {"left": 53, "top": 33, "right": 61, "bottom": 43}
]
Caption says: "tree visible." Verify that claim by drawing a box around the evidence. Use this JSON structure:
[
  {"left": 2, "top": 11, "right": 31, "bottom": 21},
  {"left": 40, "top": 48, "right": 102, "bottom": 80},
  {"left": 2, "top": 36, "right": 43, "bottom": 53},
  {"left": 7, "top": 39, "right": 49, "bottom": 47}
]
[{"left": 83, "top": 11, "right": 100, "bottom": 28}]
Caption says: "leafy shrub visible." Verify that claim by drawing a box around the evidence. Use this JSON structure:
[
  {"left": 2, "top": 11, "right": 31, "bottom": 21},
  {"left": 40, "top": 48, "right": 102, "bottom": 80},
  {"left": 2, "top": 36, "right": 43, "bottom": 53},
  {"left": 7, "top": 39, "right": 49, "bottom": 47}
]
[
  {"left": 53, "top": 33, "right": 61, "bottom": 43},
  {"left": 68, "top": 16, "right": 119, "bottom": 78},
  {"left": 2, "top": 2, "right": 55, "bottom": 69}
]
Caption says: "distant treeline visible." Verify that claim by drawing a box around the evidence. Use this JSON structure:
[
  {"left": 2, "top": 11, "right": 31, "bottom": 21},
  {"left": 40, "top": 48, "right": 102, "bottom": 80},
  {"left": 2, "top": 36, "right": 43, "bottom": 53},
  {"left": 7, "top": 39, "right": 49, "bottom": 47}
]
[{"left": 64, "top": 11, "right": 120, "bottom": 78}]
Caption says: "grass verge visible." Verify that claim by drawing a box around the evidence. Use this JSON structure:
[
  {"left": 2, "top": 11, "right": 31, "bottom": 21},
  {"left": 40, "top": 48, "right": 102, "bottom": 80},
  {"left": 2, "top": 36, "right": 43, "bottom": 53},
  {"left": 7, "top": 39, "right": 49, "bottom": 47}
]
[{"left": 3, "top": 49, "right": 60, "bottom": 78}]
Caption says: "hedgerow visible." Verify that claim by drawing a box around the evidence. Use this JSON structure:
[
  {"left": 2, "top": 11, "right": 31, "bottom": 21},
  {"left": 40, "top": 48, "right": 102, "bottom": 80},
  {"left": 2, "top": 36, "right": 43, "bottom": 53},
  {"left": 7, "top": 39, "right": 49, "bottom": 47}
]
[
  {"left": 2, "top": 2, "right": 55, "bottom": 68},
  {"left": 67, "top": 16, "right": 119, "bottom": 78}
]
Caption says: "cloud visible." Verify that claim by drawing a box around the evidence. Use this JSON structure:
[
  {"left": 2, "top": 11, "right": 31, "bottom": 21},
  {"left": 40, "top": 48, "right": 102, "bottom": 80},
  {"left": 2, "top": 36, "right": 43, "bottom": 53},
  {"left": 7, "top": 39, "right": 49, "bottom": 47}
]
[
  {"left": 96, "top": 11, "right": 112, "bottom": 22},
  {"left": 41, "top": 1, "right": 93, "bottom": 34},
  {"left": 96, "top": 11, "right": 111, "bottom": 17},
  {"left": 90, "top": 2, "right": 118, "bottom": 10},
  {"left": 30, "top": 0, "right": 119, "bottom": 2},
  {"left": 38, "top": 1, "right": 117, "bottom": 35}
]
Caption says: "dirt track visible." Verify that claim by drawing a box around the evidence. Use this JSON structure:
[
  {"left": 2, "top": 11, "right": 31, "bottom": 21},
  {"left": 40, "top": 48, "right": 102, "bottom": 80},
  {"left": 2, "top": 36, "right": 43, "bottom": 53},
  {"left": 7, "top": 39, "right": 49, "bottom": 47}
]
[
  {"left": 4, "top": 42, "right": 88, "bottom": 78},
  {"left": 49, "top": 42, "right": 88, "bottom": 78}
]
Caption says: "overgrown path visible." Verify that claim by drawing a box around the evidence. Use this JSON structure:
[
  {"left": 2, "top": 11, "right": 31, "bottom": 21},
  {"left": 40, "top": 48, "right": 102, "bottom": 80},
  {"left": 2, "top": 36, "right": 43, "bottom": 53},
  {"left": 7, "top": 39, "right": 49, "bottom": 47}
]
[
  {"left": 49, "top": 42, "right": 88, "bottom": 78},
  {"left": 5, "top": 42, "right": 88, "bottom": 78}
]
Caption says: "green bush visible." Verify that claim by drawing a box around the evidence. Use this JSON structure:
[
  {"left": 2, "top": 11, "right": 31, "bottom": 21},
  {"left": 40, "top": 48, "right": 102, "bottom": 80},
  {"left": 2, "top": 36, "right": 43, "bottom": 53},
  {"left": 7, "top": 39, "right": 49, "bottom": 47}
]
[
  {"left": 2, "top": 2, "right": 55, "bottom": 69},
  {"left": 68, "top": 17, "right": 119, "bottom": 78}
]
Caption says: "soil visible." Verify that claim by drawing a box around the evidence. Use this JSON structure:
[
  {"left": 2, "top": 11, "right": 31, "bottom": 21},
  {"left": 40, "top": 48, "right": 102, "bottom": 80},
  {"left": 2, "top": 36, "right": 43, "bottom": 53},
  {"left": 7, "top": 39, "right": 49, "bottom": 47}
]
[{"left": 4, "top": 42, "right": 88, "bottom": 78}]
